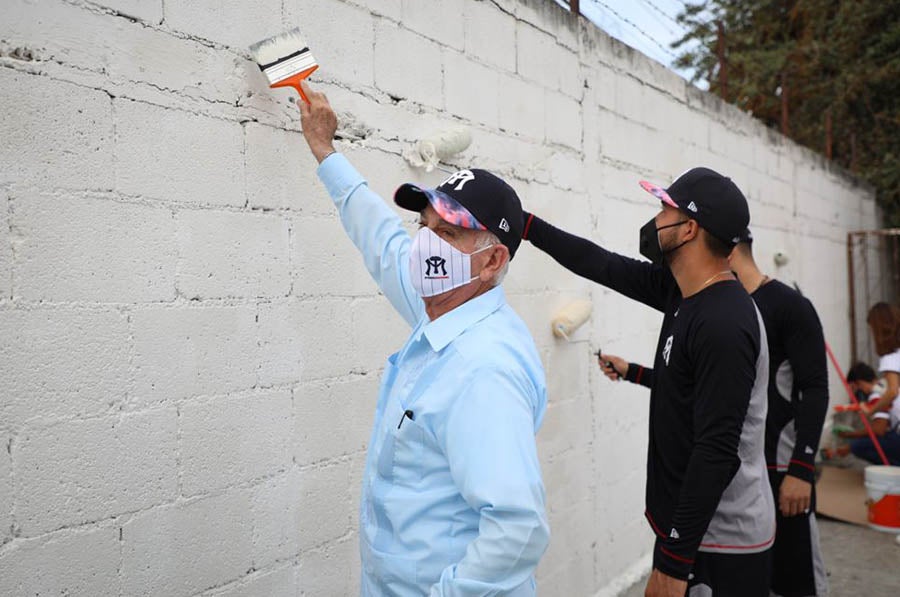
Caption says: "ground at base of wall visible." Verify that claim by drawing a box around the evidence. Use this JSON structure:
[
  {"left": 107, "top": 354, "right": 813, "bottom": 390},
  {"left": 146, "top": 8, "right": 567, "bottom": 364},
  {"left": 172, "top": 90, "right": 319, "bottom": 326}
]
[{"left": 617, "top": 518, "right": 899, "bottom": 596}]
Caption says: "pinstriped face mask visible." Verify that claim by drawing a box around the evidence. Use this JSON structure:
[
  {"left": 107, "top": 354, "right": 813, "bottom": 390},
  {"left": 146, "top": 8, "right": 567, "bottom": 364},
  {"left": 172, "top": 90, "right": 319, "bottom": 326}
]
[{"left": 409, "top": 227, "right": 495, "bottom": 298}]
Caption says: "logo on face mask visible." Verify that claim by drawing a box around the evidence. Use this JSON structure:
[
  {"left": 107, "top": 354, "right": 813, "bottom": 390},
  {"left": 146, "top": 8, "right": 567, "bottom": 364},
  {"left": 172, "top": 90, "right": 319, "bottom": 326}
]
[
  {"left": 409, "top": 227, "right": 495, "bottom": 298},
  {"left": 425, "top": 256, "right": 448, "bottom": 278}
]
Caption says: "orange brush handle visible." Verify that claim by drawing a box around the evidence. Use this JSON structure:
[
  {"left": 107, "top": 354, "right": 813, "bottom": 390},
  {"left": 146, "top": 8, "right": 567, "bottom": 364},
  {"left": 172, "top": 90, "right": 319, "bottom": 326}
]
[{"left": 271, "top": 65, "right": 319, "bottom": 104}]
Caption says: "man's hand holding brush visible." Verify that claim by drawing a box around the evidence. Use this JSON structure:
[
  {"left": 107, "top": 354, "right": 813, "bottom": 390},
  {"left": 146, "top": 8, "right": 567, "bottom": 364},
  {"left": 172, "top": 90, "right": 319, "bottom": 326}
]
[{"left": 297, "top": 80, "right": 338, "bottom": 164}]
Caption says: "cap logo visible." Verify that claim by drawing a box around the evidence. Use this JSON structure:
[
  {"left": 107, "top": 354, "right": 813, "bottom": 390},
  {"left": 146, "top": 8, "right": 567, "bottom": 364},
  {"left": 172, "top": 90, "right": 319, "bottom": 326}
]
[
  {"left": 499, "top": 218, "right": 510, "bottom": 233},
  {"left": 439, "top": 169, "right": 475, "bottom": 191},
  {"left": 687, "top": 201, "right": 698, "bottom": 213}
]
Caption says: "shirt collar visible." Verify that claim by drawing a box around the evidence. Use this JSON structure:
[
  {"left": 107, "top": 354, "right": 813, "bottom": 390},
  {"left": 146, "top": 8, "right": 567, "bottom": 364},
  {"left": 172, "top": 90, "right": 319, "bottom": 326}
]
[{"left": 421, "top": 286, "right": 506, "bottom": 352}]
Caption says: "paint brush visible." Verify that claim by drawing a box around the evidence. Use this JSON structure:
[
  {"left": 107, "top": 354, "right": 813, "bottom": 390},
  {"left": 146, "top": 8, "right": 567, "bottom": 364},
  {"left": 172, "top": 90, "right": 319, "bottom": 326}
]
[{"left": 249, "top": 27, "right": 318, "bottom": 103}]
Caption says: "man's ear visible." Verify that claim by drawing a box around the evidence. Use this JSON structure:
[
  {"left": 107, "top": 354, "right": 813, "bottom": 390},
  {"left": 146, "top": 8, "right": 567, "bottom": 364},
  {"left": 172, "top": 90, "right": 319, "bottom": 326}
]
[
  {"left": 479, "top": 244, "right": 510, "bottom": 281},
  {"left": 683, "top": 219, "right": 701, "bottom": 241}
]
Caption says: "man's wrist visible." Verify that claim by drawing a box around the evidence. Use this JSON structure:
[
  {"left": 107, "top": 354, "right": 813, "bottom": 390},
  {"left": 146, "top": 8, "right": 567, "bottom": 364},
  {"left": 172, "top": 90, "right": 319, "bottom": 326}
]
[
  {"left": 312, "top": 143, "right": 337, "bottom": 163},
  {"left": 786, "top": 459, "right": 816, "bottom": 483}
]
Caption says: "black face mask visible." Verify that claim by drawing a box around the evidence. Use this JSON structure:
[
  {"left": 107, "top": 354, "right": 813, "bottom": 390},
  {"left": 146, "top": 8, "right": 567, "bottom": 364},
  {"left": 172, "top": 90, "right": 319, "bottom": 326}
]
[{"left": 639, "top": 217, "right": 689, "bottom": 264}]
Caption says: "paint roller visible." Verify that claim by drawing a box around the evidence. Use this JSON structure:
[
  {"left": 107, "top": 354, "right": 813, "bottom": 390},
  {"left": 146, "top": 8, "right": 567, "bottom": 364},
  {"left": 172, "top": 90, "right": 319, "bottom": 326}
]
[
  {"left": 250, "top": 28, "right": 319, "bottom": 104},
  {"left": 403, "top": 126, "right": 472, "bottom": 172},
  {"left": 551, "top": 299, "right": 592, "bottom": 341}
]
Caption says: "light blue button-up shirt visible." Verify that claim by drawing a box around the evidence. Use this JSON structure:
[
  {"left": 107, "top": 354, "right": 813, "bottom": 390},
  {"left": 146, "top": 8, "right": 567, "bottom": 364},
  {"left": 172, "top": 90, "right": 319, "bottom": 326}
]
[{"left": 317, "top": 153, "right": 550, "bottom": 596}]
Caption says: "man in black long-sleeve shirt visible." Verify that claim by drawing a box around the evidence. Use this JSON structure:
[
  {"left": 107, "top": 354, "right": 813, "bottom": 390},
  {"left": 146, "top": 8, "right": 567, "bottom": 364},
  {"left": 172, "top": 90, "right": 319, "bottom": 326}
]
[
  {"left": 601, "top": 230, "right": 829, "bottom": 596},
  {"left": 732, "top": 232, "right": 828, "bottom": 596},
  {"left": 522, "top": 168, "right": 774, "bottom": 597}
]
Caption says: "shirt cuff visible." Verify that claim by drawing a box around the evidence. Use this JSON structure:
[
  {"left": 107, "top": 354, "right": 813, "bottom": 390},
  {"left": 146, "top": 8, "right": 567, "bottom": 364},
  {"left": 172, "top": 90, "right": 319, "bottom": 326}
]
[
  {"left": 625, "top": 363, "right": 645, "bottom": 385},
  {"left": 653, "top": 538, "right": 693, "bottom": 581},
  {"left": 786, "top": 458, "right": 816, "bottom": 483},
  {"left": 315, "top": 152, "right": 366, "bottom": 203}
]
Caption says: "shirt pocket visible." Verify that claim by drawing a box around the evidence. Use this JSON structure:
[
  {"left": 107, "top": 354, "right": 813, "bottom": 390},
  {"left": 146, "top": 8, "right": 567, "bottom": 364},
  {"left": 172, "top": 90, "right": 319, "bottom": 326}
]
[{"left": 376, "top": 400, "right": 426, "bottom": 484}]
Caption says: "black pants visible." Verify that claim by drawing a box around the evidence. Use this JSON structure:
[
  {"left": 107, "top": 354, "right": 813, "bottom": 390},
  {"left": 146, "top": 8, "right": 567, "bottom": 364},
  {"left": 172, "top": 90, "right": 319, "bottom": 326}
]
[
  {"left": 685, "top": 548, "right": 772, "bottom": 596},
  {"left": 768, "top": 471, "right": 828, "bottom": 597}
]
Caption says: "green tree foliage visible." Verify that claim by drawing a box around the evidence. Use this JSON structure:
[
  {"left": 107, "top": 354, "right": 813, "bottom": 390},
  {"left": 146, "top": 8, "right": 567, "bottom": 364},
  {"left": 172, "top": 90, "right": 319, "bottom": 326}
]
[{"left": 673, "top": 1, "right": 900, "bottom": 225}]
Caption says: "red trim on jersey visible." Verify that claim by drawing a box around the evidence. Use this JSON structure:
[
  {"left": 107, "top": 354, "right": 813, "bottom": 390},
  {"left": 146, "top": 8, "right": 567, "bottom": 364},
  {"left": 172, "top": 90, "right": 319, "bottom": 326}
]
[
  {"left": 522, "top": 213, "right": 535, "bottom": 240},
  {"left": 789, "top": 459, "right": 815, "bottom": 471},
  {"left": 699, "top": 533, "right": 776, "bottom": 550},
  {"left": 660, "top": 546, "right": 694, "bottom": 564},
  {"left": 645, "top": 511, "right": 667, "bottom": 538}
]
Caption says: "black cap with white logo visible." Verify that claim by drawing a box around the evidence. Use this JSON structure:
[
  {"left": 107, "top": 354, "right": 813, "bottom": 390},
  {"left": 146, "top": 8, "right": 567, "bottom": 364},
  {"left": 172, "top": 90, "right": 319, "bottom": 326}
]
[
  {"left": 394, "top": 168, "right": 524, "bottom": 258},
  {"left": 639, "top": 167, "right": 750, "bottom": 246}
]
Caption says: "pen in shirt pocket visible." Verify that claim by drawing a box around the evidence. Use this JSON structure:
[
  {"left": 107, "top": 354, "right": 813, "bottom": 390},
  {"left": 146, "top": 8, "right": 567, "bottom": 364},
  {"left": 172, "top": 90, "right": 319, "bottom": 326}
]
[{"left": 398, "top": 409, "right": 414, "bottom": 429}]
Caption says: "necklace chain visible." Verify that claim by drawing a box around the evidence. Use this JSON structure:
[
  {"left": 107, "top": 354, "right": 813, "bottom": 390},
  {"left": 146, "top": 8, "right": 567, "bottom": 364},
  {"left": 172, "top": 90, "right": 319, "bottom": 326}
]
[
  {"left": 752, "top": 275, "right": 770, "bottom": 293},
  {"left": 700, "top": 270, "right": 732, "bottom": 289}
]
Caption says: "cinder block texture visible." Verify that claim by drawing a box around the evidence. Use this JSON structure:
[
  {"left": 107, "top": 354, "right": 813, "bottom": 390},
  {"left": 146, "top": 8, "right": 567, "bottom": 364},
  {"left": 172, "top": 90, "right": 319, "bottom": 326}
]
[
  {"left": 0, "top": 191, "right": 10, "bottom": 300},
  {"left": 11, "top": 192, "right": 176, "bottom": 302},
  {"left": 175, "top": 209, "right": 290, "bottom": 299},
  {"left": 295, "top": 376, "right": 376, "bottom": 466},
  {"left": 0, "top": 526, "right": 120, "bottom": 596},
  {"left": 0, "top": 0, "right": 878, "bottom": 595},
  {"left": 15, "top": 409, "right": 178, "bottom": 536},
  {"left": 0, "top": 433, "right": 12, "bottom": 543},
  {"left": 0, "top": 309, "right": 131, "bottom": 429},
  {"left": 244, "top": 122, "right": 325, "bottom": 210},
  {"left": 165, "top": 0, "right": 284, "bottom": 50},
  {"left": 121, "top": 491, "right": 253, "bottom": 597},
  {"left": 132, "top": 305, "right": 258, "bottom": 405},
  {"left": 179, "top": 390, "right": 292, "bottom": 496},
  {"left": 0, "top": 70, "right": 113, "bottom": 191},
  {"left": 115, "top": 99, "right": 244, "bottom": 206},
  {"left": 374, "top": 20, "right": 443, "bottom": 108},
  {"left": 248, "top": 472, "right": 302, "bottom": 569},
  {"left": 464, "top": 0, "right": 517, "bottom": 72},
  {"left": 96, "top": 0, "right": 163, "bottom": 23},
  {"left": 212, "top": 565, "right": 297, "bottom": 597},
  {"left": 284, "top": 0, "right": 377, "bottom": 89}
]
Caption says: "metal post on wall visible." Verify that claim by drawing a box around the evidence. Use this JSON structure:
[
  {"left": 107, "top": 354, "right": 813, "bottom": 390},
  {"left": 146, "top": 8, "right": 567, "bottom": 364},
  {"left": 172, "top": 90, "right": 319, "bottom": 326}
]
[
  {"left": 893, "top": 235, "right": 900, "bottom": 303},
  {"left": 569, "top": 0, "right": 580, "bottom": 16},
  {"left": 848, "top": 232, "right": 857, "bottom": 364},
  {"left": 847, "top": 229, "right": 900, "bottom": 366}
]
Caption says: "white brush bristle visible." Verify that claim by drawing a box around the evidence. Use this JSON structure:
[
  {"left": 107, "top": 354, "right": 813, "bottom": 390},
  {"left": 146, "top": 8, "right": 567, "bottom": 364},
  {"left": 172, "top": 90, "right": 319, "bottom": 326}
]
[{"left": 249, "top": 27, "right": 308, "bottom": 65}]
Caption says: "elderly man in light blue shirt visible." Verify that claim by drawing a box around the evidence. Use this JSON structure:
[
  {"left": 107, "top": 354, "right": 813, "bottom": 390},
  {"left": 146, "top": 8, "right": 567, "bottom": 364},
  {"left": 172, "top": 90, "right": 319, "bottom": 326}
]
[{"left": 297, "top": 81, "right": 549, "bottom": 596}]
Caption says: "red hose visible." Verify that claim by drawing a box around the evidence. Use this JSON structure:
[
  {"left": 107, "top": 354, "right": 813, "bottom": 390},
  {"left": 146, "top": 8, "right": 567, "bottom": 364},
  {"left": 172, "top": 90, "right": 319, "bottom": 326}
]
[{"left": 824, "top": 342, "right": 890, "bottom": 465}]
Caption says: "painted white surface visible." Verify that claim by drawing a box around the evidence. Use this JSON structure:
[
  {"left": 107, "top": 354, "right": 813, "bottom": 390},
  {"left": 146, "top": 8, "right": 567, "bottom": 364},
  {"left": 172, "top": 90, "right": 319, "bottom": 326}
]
[{"left": 0, "top": 1, "right": 876, "bottom": 595}]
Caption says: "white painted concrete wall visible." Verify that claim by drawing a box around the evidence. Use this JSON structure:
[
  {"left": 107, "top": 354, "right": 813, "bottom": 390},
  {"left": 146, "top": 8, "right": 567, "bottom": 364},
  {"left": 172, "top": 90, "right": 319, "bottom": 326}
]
[{"left": 0, "top": 1, "right": 877, "bottom": 595}]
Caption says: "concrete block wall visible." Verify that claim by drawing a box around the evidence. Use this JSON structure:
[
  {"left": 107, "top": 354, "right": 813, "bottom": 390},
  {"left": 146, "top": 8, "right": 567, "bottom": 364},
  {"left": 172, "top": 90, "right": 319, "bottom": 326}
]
[{"left": 0, "top": 1, "right": 876, "bottom": 595}]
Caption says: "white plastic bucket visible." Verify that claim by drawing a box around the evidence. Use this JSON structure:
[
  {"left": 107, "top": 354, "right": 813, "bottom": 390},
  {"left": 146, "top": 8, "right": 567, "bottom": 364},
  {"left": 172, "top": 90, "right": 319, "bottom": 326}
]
[{"left": 864, "top": 465, "right": 900, "bottom": 533}]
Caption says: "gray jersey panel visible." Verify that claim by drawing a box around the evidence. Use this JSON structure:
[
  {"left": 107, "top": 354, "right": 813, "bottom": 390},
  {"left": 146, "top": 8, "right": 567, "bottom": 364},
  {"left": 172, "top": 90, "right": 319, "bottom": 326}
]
[{"left": 699, "top": 307, "right": 776, "bottom": 554}]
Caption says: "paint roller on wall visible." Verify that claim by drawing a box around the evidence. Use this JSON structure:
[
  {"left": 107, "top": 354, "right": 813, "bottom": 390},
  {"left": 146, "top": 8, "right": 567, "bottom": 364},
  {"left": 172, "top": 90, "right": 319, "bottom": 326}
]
[
  {"left": 551, "top": 299, "right": 593, "bottom": 341},
  {"left": 403, "top": 126, "right": 472, "bottom": 172}
]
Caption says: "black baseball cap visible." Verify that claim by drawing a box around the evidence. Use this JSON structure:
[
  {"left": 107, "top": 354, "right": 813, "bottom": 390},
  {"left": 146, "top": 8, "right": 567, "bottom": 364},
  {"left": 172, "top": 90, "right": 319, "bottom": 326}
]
[
  {"left": 639, "top": 167, "right": 750, "bottom": 246},
  {"left": 394, "top": 168, "right": 524, "bottom": 258},
  {"left": 737, "top": 227, "right": 754, "bottom": 244}
]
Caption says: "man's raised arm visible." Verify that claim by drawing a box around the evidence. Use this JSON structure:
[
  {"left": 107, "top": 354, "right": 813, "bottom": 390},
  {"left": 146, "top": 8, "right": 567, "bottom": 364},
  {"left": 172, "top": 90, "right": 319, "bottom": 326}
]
[{"left": 298, "top": 81, "right": 423, "bottom": 327}]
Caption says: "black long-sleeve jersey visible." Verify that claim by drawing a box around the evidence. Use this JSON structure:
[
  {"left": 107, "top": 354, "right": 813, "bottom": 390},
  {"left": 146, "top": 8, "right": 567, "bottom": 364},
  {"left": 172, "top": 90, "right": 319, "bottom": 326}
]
[
  {"left": 621, "top": 280, "right": 828, "bottom": 483},
  {"left": 753, "top": 280, "right": 829, "bottom": 482},
  {"left": 524, "top": 214, "right": 775, "bottom": 580}
]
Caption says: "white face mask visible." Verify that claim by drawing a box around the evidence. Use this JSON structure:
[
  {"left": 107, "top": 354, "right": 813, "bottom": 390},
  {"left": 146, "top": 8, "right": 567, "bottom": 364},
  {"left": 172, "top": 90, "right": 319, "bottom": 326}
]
[{"left": 409, "top": 226, "right": 495, "bottom": 298}]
